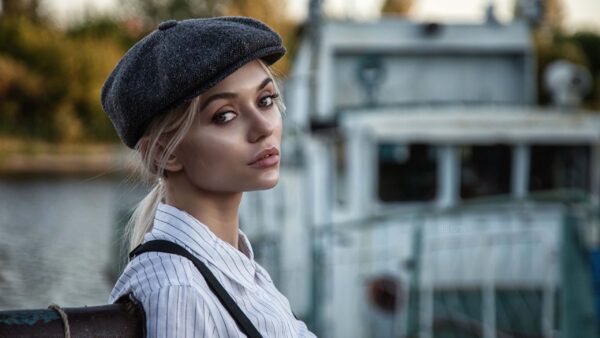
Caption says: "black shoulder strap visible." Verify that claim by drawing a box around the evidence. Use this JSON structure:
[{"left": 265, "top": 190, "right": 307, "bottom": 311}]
[{"left": 129, "top": 240, "right": 263, "bottom": 338}]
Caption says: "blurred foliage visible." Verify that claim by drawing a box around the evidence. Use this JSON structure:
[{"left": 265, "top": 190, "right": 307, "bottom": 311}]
[
  {"left": 560, "top": 32, "right": 600, "bottom": 109},
  {"left": 0, "top": 14, "right": 137, "bottom": 143},
  {"left": 120, "top": 0, "right": 227, "bottom": 26},
  {"left": 380, "top": 0, "right": 413, "bottom": 16},
  {"left": 67, "top": 16, "right": 144, "bottom": 51},
  {"left": 1, "top": 0, "right": 41, "bottom": 21}
]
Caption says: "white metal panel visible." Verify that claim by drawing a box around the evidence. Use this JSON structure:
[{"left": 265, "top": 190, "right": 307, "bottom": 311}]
[
  {"left": 420, "top": 205, "right": 562, "bottom": 288},
  {"left": 334, "top": 55, "right": 528, "bottom": 107},
  {"left": 328, "top": 220, "right": 415, "bottom": 338}
]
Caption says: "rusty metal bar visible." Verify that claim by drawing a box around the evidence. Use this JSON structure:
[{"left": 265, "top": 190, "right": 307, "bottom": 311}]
[{"left": 0, "top": 301, "right": 144, "bottom": 337}]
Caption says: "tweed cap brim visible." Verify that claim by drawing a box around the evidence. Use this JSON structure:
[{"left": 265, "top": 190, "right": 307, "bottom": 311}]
[{"left": 101, "top": 16, "right": 286, "bottom": 148}]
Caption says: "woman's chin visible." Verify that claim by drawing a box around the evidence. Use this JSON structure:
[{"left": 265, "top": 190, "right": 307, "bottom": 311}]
[{"left": 247, "top": 177, "right": 279, "bottom": 191}]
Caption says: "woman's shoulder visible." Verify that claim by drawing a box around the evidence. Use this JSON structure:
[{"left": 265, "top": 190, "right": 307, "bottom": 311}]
[{"left": 110, "top": 251, "right": 205, "bottom": 302}]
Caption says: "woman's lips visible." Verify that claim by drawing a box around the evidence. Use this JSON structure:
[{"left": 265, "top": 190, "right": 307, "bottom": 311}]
[
  {"left": 248, "top": 154, "right": 279, "bottom": 168},
  {"left": 248, "top": 146, "right": 280, "bottom": 168}
]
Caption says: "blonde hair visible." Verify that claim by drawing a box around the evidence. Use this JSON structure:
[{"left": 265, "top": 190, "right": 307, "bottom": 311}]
[{"left": 125, "top": 60, "right": 285, "bottom": 250}]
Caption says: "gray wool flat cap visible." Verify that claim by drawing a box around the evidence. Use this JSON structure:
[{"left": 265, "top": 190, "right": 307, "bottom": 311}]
[{"left": 101, "top": 16, "right": 286, "bottom": 148}]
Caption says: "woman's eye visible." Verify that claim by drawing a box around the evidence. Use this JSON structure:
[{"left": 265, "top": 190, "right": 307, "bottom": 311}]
[
  {"left": 212, "top": 111, "right": 236, "bottom": 124},
  {"left": 259, "top": 93, "right": 279, "bottom": 108}
]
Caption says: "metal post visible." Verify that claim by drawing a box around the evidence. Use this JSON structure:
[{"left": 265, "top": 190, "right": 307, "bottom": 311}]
[
  {"left": 419, "top": 221, "right": 434, "bottom": 338},
  {"left": 438, "top": 145, "right": 459, "bottom": 208},
  {"left": 482, "top": 233, "right": 496, "bottom": 338},
  {"left": 512, "top": 143, "right": 530, "bottom": 199}
]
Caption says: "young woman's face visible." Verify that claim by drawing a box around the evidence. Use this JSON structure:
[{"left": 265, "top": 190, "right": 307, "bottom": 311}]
[{"left": 172, "top": 60, "right": 283, "bottom": 194}]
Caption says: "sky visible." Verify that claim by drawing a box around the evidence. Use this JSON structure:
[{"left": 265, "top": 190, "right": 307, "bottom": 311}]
[{"left": 41, "top": 0, "right": 600, "bottom": 32}]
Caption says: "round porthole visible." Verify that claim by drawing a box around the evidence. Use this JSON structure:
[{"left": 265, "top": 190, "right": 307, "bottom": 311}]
[{"left": 367, "top": 275, "right": 402, "bottom": 314}]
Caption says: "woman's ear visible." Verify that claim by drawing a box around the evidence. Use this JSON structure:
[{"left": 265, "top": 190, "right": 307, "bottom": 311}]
[{"left": 154, "top": 140, "right": 184, "bottom": 173}]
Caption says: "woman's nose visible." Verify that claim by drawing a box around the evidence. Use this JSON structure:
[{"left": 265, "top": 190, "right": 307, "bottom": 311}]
[{"left": 247, "top": 107, "right": 276, "bottom": 143}]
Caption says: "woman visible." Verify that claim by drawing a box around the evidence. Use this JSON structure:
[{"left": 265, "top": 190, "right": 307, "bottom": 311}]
[{"left": 101, "top": 16, "right": 316, "bottom": 337}]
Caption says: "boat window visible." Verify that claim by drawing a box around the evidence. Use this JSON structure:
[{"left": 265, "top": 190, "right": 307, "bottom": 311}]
[
  {"left": 377, "top": 143, "right": 437, "bottom": 202},
  {"left": 460, "top": 145, "right": 512, "bottom": 199},
  {"left": 529, "top": 145, "right": 590, "bottom": 193}
]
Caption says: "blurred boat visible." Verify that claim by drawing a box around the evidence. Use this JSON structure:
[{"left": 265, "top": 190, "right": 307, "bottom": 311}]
[{"left": 240, "top": 11, "right": 600, "bottom": 338}]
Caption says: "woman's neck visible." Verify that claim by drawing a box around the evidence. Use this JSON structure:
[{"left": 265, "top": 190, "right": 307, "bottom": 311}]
[{"left": 164, "top": 181, "right": 243, "bottom": 249}]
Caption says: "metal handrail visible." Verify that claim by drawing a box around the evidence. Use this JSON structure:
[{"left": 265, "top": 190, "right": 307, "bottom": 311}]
[{"left": 0, "top": 300, "right": 144, "bottom": 337}]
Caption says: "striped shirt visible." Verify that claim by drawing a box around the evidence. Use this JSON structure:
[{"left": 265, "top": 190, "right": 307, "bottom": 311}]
[{"left": 109, "top": 202, "right": 316, "bottom": 337}]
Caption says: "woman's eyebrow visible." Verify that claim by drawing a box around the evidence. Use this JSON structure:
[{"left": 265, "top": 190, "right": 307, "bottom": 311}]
[
  {"left": 257, "top": 77, "right": 273, "bottom": 90},
  {"left": 199, "top": 77, "right": 273, "bottom": 111},
  {"left": 200, "top": 92, "right": 236, "bottom": 111}
]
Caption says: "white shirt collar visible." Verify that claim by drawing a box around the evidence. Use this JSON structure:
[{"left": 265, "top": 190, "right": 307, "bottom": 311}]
[{"left": 146, "top": 202, "right": 257, "bottom": 290}]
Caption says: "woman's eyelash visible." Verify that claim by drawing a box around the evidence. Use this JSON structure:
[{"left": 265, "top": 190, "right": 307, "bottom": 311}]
[
  {"left": 212, "top": 111, "right": 236, "bottom": 124},
  {"left": 211, "top": 93, "right": 280, "bottom": 124},
  {"left": 259, "top": 93, "right": 280, "bottom": 107}
]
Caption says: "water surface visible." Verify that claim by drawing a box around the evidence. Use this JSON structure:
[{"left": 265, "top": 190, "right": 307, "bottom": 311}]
[{"left": 0, "top": 175, "right": 144, "bottom": 310}]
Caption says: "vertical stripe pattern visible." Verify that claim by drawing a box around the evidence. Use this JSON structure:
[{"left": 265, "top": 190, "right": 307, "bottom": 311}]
[{"left": 110, "top": 202, "right": 316, "bottom": 338}]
